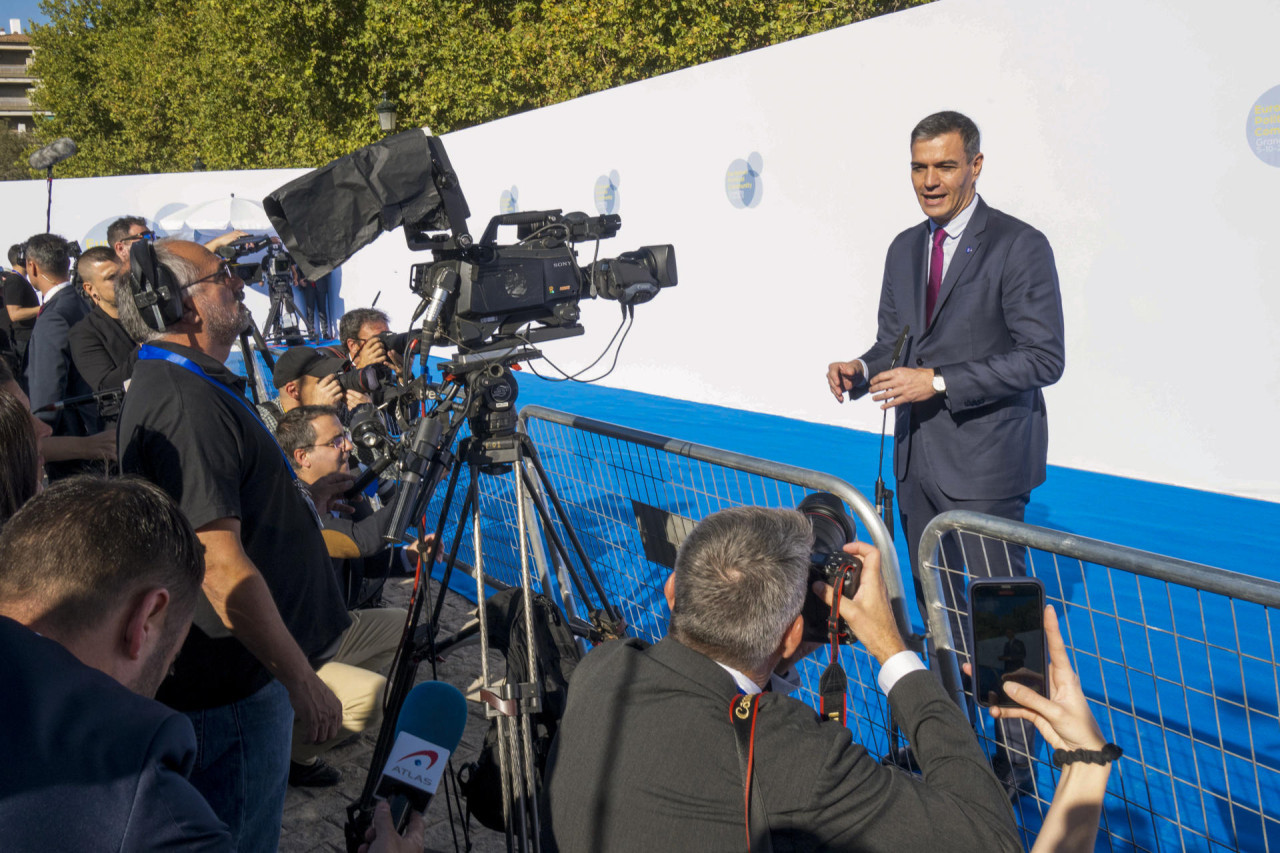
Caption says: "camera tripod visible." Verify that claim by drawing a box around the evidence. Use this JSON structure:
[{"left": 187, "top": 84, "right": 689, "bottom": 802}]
[
  {"left": 345, "top": 348, "right": 624, "bottom": 853},
  {"left": 260, "top": 272, "right": 314, "bottom": 345}
]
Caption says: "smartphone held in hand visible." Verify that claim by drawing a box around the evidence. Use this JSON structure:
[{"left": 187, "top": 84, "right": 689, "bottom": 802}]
[{"left": 968, "top": 578, "right": 1047, "bottom": 708}]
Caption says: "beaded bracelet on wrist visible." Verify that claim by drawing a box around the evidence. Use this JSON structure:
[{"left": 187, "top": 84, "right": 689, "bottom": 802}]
[{"left": 1052, "top": 743, "right": 1123, "bottom": 767}]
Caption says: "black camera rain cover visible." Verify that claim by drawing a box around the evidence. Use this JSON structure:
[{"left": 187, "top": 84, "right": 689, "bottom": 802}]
[{"left": 263, "top": 129, "right": 450, "bottom": 281}]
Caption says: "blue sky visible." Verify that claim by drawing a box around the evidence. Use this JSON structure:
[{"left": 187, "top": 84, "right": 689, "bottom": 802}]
[{"left": 8, "top": 4, "right": 46, "bottom": 32}]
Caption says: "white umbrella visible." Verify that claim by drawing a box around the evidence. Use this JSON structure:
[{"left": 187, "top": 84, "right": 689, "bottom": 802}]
[{"left": 157, "top": 195, "right": 274, "bottom": 232}]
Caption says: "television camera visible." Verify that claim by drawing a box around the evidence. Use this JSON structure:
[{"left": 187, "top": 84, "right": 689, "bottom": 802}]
[
  {"left": 264, "top": 129, "right": 677, "bottom": 852},
  {"left": 216, "top": 234, "right": 314, "bottom": 343}
]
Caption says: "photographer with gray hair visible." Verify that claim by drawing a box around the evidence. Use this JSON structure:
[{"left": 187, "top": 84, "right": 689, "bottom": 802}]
[
  {"left": 115, "top": 239, "right": 350, "bottom": 852},
  {"left": 542, "top": 505, "right": 1019, "bottom": 853}
]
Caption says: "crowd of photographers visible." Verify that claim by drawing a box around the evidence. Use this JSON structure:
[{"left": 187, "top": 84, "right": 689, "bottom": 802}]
[
  {"left": 0, "top": 223, "right": 420, "bottom": 851},
  {"left": 0, "top": 221, "right": 1113, "bottom": 852}
]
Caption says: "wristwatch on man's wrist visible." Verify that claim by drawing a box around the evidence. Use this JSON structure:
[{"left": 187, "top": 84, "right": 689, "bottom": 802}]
[{"left": 931, "top": 368, "right": 946, "bottom": 394}]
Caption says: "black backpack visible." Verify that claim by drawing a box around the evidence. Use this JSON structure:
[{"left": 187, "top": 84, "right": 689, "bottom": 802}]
[{"left": 459, "top": 587, "right": 583, "bottom": 831}]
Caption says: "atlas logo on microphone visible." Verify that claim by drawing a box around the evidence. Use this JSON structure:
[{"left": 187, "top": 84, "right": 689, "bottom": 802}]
[
  {"left": 397, "top": 749, "right": 440, "bottom": 771},
  {"left": 385, "top": 731, "right": 451, "bottom": 794}
]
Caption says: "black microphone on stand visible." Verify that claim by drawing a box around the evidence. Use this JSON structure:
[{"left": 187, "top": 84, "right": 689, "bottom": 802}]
[{"left": 873, "top": 326, "right": 909, "bottom": 541}]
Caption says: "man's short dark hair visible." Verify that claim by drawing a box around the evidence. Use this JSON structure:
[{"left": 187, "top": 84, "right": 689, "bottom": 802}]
[
  {"left": 911, "top": 111, "right": 981, "bottom": 161},
  {"left": 8, "top": 244, "right": 24, "bottom": 269},
  {"left": 669, "top": 506, "right": 812, "bottom": 674},
  {"left": 76, "top": 245, "right": 118, "bottom": 277},
  {"left": 275, "top": 405, "right": 340, "bottom": 469},
  {"left": 23, "top": 234, "right": 71, "bottom": 279},
  {"left": 0, "top": 476, "right": 205, "bottom": 638},
  {"left": 106, "top": 216, "right": 148, "bottom": 247},
  {"left": 339, "top": 308, "right": 390, "bottom": 345}
]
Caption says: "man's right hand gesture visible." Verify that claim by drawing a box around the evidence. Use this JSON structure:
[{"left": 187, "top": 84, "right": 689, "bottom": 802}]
[{"left": 826, "top": 360, "right": 864, "bottom": 403}]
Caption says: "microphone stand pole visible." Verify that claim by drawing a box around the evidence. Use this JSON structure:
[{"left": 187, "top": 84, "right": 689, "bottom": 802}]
[
  {"left": 44, "top": 166, "right": 54, "bottom": 232},
  {"left": 874, "top": 326, "right": 910, "bottom": 764},
  {"left": 874, "top": 325, "right": 909, "bottom": 541}
]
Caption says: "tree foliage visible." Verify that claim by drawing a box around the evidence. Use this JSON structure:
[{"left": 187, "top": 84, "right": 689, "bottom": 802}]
[{"left": 27, "top": 0, "right": 928, "bottom": 177}]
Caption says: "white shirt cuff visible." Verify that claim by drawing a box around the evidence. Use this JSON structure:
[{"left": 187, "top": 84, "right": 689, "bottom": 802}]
[
  {"left": 877, "top": 650, "right": 926, "bottom": 696},
  {"left": 854, "top": 359, "right": 870, "bottom": 385}
]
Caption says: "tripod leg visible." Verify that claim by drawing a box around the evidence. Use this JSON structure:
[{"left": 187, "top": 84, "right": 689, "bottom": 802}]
[
  {"left": 247, "top": 316, "right": 275, "bottom": 370},
  {"left": 262, "top": 294, "right": 284, "bottom": 342},
  {"left": 237, "top": 330, "right": 262, "bottom": 405},
  {"left": 283, "top": 292, "right": 316, "bottom": 341},
  {"left": 512, "top": 445, "right": 543, "bottom": 850},
  {"left": 517, "top": 435, "right": 623, "bottom": 625}
]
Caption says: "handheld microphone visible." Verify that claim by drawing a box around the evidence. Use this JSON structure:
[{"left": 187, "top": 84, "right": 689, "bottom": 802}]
[
  {"left": 374, "top": 680, "right": 468, "bottom": 830},
  {"left": 888, "top": 325, "right": 909, "bottom": 370}
]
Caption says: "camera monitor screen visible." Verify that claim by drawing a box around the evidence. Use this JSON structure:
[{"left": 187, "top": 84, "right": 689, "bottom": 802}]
[{"left": 969, "top": 579, "right": 1046, "bottom": 708}]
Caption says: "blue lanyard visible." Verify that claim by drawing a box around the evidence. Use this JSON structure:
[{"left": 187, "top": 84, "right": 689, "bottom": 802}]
[{"left": 137, "top": 344, "right": 295, "bottom": 479}]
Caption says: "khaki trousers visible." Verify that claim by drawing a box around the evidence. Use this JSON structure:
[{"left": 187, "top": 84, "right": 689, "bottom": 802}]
[{"left": 292, "top": 606, "right": 407, "bottom": 764}]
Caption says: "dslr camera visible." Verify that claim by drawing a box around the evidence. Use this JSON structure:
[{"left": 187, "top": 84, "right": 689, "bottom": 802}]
[{"left": 798, "top": 492, "right": 863, "bottom": 643}]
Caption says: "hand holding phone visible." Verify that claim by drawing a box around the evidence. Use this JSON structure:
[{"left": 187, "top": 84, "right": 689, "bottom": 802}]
[
  {"left": 986, "top": 605, "right": 1107, "bottom": 753},
  {"left": 968, "top": 578, "right": 1047, "bottom": 708}
]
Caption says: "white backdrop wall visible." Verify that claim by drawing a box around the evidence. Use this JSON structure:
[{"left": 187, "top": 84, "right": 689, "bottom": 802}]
[{"left": 4, "top": 0, "right": 1278, "bottom": 502}]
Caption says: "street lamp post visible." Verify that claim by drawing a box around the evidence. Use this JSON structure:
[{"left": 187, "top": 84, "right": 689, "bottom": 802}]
[{"left": 375, "top": 92, "right": 397, "bottom": 135}]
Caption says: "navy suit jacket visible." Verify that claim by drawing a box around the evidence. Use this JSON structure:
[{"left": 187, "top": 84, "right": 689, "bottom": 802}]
[
  {"left": 0, "top": 617, "right": 231, "bottom": 851},
  {"left": 856, "top": 198, "right": 1065, "bottom": 500},
  {"left": 24, "top": 285, "right": 100, "bottom": 436}
]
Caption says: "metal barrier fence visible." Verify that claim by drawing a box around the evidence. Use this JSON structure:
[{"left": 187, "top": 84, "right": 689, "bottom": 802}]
[
  {"left": 420, "top": 404, "right": 913, "bottom": 759},
  {"left": 917, "top": 510, "right": 1280, "bottom": 853}
]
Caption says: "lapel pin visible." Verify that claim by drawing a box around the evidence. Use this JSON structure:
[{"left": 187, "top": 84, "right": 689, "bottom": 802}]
[{"left": 966, "top": 246, "right": 974, "bottom": 254}]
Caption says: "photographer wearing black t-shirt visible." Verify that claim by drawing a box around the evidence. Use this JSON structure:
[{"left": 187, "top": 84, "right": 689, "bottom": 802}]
[{"left": 116, "top": 240, "right": 350, "bottom": 853}]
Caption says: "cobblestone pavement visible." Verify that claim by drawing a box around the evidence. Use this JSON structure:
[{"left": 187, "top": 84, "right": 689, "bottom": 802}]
[{"left": 280, "top": 577, "right": 509, "bottom": 853}]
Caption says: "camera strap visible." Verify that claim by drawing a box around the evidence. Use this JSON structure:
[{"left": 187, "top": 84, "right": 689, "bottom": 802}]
[
  {"left": 818, "top": 567, "right": 855, "bottom": 726},
  {"left": 729, "top": 694, "right": 773, "bottom": 853}
]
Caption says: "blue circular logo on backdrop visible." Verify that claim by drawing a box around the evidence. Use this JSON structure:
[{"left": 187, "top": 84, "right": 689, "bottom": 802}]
[
  {"left": 500, "top": 186, "right": 519, "bottom": 213},
  {"left": 594, "top": 171, "right": 620, "bottom": 215},
  {"left": 725, "top": 153, "right": 764, "bottom": 209},
  {"left": 1247, "top": 85, "right": 1280, "bottom": 167}
]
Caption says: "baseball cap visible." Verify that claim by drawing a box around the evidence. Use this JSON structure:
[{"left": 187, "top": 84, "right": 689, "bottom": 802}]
[{"left": 272, "top": 346, "right": 345, "bottom": 389}]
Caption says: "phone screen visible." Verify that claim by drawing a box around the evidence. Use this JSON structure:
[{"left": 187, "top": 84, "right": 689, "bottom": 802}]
[{"left": 969, "top": 579, "right": 1046, "bottom": 708}]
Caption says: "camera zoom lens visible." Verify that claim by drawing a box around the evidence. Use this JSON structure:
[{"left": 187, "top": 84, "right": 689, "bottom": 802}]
[{"left": 798, "top": 492, "right": 855, "bottom": 553}]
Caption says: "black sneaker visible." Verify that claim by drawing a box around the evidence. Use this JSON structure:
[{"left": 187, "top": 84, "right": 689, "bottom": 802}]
[{"left": 289, "top": 758, "right": 342, "bottom": 788}]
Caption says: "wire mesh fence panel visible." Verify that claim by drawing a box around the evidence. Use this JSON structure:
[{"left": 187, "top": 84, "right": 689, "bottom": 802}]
[
  {"left": 522, "top": 409, "right": 899, "bottom": 756},
  {"left": 917, "top": 511, "right": 1280, "bottom": 853},
  {"left": 419, "top": 405, "right": 911, "bottom": 761}
]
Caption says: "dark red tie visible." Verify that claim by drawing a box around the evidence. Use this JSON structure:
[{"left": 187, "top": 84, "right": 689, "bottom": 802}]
[{"left": 925, "top": 226, "right": 948, "bottom": 325}]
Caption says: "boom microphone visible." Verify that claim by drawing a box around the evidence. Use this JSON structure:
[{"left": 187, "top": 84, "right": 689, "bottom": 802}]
[
  {"left": 374, "top": 680, "right": 468, "bottom": 830},
  {"left": 28, "top": 138, "right": 78, "bottom": 171}
]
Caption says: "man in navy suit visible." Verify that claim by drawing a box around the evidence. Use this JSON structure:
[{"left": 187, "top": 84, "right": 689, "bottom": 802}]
[
  {"left": 827, "top": 111, "right": 1064, "bottom": 792},
  {"left": 22, "top": 233, "right": 108, "bottom": 479},
  {"left": 0, "top": 476, "right": 232, "bottom": 851}
]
